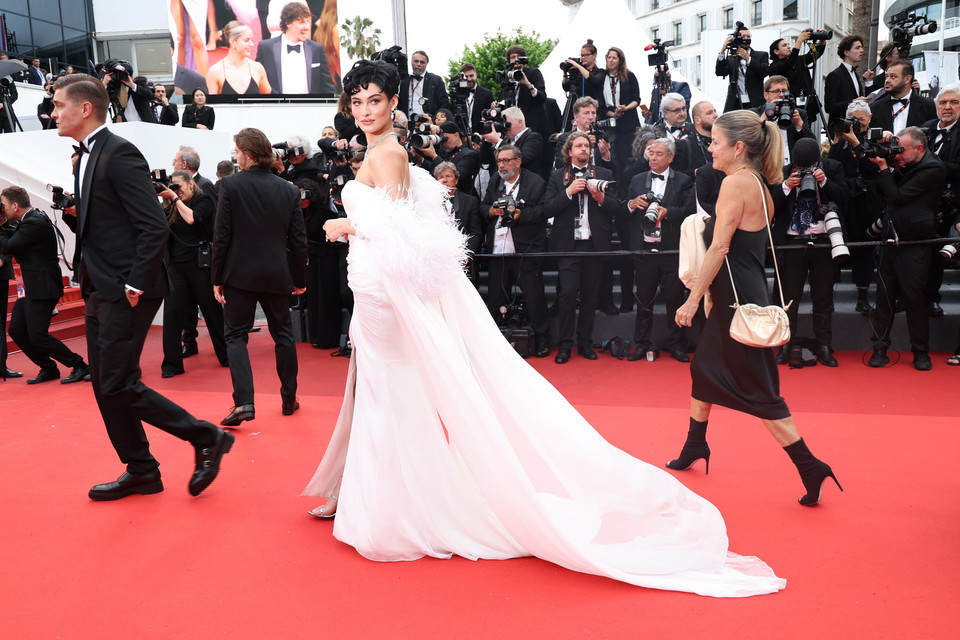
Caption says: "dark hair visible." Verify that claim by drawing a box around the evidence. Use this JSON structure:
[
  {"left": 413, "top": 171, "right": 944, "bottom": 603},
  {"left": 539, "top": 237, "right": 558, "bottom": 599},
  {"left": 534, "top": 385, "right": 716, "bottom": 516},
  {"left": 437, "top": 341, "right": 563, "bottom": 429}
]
[
  {"left": 280, "top": 2, "right": 312, "bottom": 32},
  {"left": 561, "top": 131, "right": 591, "bottom": 165},
  {"left": 1, "top": 185, "right": 31, "bottom": 209},
  {"left": 878, "top": 43, "right": 898, "bottom": 70},
  {"left": 193, "top": 88, "right": 206, "bottom": 99},
  {"left": 412, "top": 50, "right": 429, "bottom": 62},
  {"left": 342, "top": 59, "right": 400, "bottom": 98},
  {"left": 460, "top": 62, "right": 476, "bottom": 73},
  {"left": 295, "top": 177, "right": 326, "bottom": 210},
  {"left": 769, "top": 38, "right": 786, "bottom": 57},
  {"left": 581, "top": 39, "right": 597, "bottom": 56},
  {"left": 606, "top": 47, "right": 629, "bottom": 83},
  {"left": 234, "top": 127, "right": 275, "bottom": 169},
  {"left": 216, "top": 160, "right": 235, "bottom": 178},
  {"left": 888, "top": 59, "right": 915, "bottom": 81},
  {"left": 506, "top": 44, "right": 527, "bottom": 60},
  {"left": 837, "top": 35, "right": 863, "bottom": 59},
  {"left": 53, "top": 74, "right": 109, "bottom": 120}
]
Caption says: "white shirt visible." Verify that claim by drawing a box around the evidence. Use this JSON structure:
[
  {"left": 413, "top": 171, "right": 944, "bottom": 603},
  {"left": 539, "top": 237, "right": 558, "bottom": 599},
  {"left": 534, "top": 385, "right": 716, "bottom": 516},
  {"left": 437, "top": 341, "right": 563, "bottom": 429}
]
[
  {"left": 122, "top": 87, "right": 141, "bottom": 122},
  {"left": 934, "top": 120, "right": 957, "bottom": 152},
  {"left": 280, "top": 34, "right": 308, "bottom": 94},
  {"left": 567, "top": 164, "right": 592, "bottom": 240},
  {"left": 492, "top": 177, "right": 518, "bottom": 254},
  {"left": 408, "top": 75, "right": 425, "bottom": 116},
  {"left": 841, "top": 61, "right": 861, "bottom": 95},
  {"left": 890, "top": 93, "right": 911, "bottom": 134},
  {"left": 76, "top": 124, "right": 108, "bottom": 199}
]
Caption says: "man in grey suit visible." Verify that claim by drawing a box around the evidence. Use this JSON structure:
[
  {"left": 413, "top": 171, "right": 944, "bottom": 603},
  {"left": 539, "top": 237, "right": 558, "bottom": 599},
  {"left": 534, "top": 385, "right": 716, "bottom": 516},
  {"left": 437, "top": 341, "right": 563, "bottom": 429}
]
[{"left": 255, "top": 2, "right": 335, "bottom": 95}]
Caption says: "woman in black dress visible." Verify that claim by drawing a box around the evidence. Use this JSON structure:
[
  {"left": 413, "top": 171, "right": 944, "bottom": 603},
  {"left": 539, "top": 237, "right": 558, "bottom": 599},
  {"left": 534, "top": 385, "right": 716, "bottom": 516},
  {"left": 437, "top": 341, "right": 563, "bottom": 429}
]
[
  {"left": 600, "top": 47, "right": 640, "bottom": 171},
  {"left": 182, "top": 89, "right": 215, "bottom": 130},
  {"left": 672, "top": 110, "right": 842, "bottom": 506}
]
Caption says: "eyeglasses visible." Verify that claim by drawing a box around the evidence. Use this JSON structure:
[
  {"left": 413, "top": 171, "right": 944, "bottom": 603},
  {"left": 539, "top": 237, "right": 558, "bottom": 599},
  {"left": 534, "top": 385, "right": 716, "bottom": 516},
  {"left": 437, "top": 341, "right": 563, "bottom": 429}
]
[
  {"left": 765, "top": 88, "right": 788, "bottom": 95},
  {"left": 664, "top": 107, "right": 686, "bottom": 113},
  {"left": 496, "top": 157, "right": 520, "bottom": 165}
]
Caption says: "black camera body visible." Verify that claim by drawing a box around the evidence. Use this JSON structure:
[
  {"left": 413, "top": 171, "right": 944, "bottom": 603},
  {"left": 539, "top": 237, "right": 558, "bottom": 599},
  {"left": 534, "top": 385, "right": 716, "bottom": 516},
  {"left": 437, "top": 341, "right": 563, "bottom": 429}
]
[
  {"left": 861, "top": 129, "right": 904, "bottom": 159},
  {"left": 46, "top": 184, "right": 75, "bottom": 211},
  {"left": 807, "top": 29, "right": 833, "bottom": 41},
  {"left": 448, "top": 73, "right": 471, "bottom": 101},
  {"left": 829, "top": 117, "right": 862, "bottom": 139},
  {"left": 589, "top": 118, "right": 617, "bottom": 141},
  {"left": 888, "top": 11, "right": 938, "bottom": 57},
  {"left": 97, "top": 58, "right": 133, "bottom": 84},
  {"left": 560, "top": 57, "right": 583, "bottom": 94},
  {"left": 472, "top": 107, "right": 508, "bottom": 141},
  {"left": 796, "top": 166, "right": 820, "bottom": 207},
  {"left": 763, "top": 93, "right": 797, "bottom": 129},
  {"left": 727, "top": 21, "right": 750, "bottom": 54},
  {"left": 492, "top": 195, "right": 524, "bottom": 226}
]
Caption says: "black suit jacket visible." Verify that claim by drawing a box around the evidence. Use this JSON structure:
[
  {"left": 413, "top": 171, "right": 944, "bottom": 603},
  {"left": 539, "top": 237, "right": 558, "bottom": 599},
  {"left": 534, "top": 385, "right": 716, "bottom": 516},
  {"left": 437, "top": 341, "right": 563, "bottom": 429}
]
[
  {"left": 63, "top": 128, "right": 169, "bottom": 302},
  {"left": 450, "top": 190, "right": 484, "bottom": 254},
  {"left": 182, "top": 105, "right": 215, "bottom": 129},
  {"left": 626, "top": 168, "right": 695, "bottom": 250},
  {"left": 0, "top": 82, "right": 18, "bottom": 133},
  {"left": 544, "top": 165, "right": 619, "bottom": 251},
  {"left": 482, "top": 168, "right": 547, "bottom": 253},
  {"left": 824, "top": 64, "right": 865, "bottom": 125},
  {"left": 0, "top": 210, "right": 63, "bottom": 299},
  {"left": 923, "top": 117, "right": 960, "bottom": 189},
  {"left": 680, "top": 133, "right": 713, "bottom": 176},
  {"left": 116, "top": 81, "right": 159, "bottom": 123},
  {"left": 769, "top": 48, "right": 822, "bottom": 117},
  {"left": 772, "top": 158, "right": 848, "bottom": 242},
  {"left": 399, "top": 72, "right": 449, "bottom": 116},
  {"left": 421, "top": 145, "right": 480, "bottom": 196},
  {"left": 876, "top": 151, "right": 945, "bottom": 240},
  {"left": 716, "top": 50, "right": 769, "bottom": 111},
  {"left": 870, "top": 90, "right": 937, "bottom": 134},
  {"left": 256, "top": 36, "right": 336, "bottom": 95},
  {"left": 467, "top": 85, "right": 495, "bottom": 130},
  {"left": 513, "top": 67, "right": 549, "bottom": 138},
  {"left": 212, "top": 165, "right": 308, "bottom": 293},
  {"left": 482, "top": 129, "right": 545, "bottom": 177},
  {"left": 600, "top": 71, "right": 641, "bottom": 132},
  {"left": 154, "top": 102, "right": 179, "bottom": 126}
]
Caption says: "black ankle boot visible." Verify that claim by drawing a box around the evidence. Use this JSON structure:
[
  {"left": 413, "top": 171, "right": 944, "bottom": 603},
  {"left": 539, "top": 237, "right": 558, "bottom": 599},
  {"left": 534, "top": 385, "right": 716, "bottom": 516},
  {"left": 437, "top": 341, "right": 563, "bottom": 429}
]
[
  {"left": 666, "top": 418, "right": 710, "bottom": 474},
  {"left": 783, "top": 438, "right": 843, "bottom": 506}
]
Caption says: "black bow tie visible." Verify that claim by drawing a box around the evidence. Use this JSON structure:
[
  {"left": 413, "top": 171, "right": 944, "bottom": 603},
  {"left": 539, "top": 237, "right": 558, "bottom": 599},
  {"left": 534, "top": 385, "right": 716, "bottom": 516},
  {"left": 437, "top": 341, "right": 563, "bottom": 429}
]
[
  {"left": 892, "top": 98, "right": 908, "bottom": 106},
  {"left": 939, "top": 128, "right": 950, "bottom": 138},
  {"left": 849, "top": 65, "right": 858, "bottom": 73},
  {"left": 668, "top": 125, "right": 683, "bottom": 133},
  {"left": 651, "top": 173, "right": 665, "bottom": 181},
  {"left": 73, "top": 142, "right": 89, "bottom": 156},
  {"left": 411, "top": 75, "right": 422, "bottom": 82},
  {"left": 286, "top": 44, "right": 301, "bottom": 54}
]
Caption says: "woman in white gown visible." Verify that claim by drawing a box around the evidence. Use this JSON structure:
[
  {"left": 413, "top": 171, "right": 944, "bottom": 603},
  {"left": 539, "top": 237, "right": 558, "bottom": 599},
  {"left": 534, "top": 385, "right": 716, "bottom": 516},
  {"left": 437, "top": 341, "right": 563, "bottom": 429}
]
[{"left": 303, "top": 60, "right": 786, "bottom": 598}]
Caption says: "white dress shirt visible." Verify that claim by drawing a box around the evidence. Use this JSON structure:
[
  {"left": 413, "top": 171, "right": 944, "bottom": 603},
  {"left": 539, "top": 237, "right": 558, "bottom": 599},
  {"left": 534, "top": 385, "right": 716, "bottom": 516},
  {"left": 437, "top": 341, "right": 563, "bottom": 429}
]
[{"left": 280, "top": 34, "right": 308, "bottom": 94}]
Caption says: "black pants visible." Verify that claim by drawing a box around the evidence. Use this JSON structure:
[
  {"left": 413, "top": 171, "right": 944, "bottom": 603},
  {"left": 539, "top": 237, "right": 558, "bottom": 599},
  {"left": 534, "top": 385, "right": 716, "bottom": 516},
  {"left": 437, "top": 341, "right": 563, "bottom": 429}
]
[
  {"left": 1, "top": 281, "right": 8, "bottom": 371},
  {"left": 9, "top": 297, "right": 83, "bottom": 372},
  {"left": 872, "top": 245, "right": 930, "bottom": 352},
  {"left": 307, "top": 245, "right": 343, "bottom": 348},
  {"left": 85, "top": 293, "right": 216, "bottom": 474},
  {"left": 162, "top": 262, "right": 227, "bottom": 373},
  {"left": 486, "top": 255, "right": 550, "bottom": 339},
  {"left": 632, "top": 252, "right": 686, "bottom": 351},
  {"left": 223, "top": 285, "right": 298, "bottom": 406},
  {"left": 926, "top": 248, "right": 947, "bottom": 303},
  {"left": 557, "top": 241, "right": 602, "bottom": 351},
  {"left": 779, "top": 238, "right": 837, "bottom": 347}
]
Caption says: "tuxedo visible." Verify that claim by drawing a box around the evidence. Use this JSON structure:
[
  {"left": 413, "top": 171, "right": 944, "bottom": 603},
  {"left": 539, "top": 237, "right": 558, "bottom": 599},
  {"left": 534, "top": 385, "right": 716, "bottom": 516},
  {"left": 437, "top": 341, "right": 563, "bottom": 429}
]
[
  {"left": 0, "top": 238, "right": 11, "bottom": 373},
  {"left": 154, "top": 101, "right": 179, "bottom": 126},
  {"left": 482, "top": 168, "right": 550, "bottom": 342},
  {"left": 212, "top": 165, "right": 308, "bottom": 407},
  {"left": 680, "top": 131, "right": 713, "bottom": 175},
  {"left": 482, "top": 129, "right": 546, "bottom": 178},
  {"left": 869, "top": 90, "right": 937, "bottom": 134},
  {"left": 544, "top": 164, "right": 620, "bottom": 351},
  {"left": 653, "top": 122, "right": 696, "bottom": 173},
  {"left": 824, "top": 63, "right": 866, "bottom": 126},
  {"left": 399, "top": 71, "right": 449, "bottom": 116},
  {"left": 512, "top": 66, "right": 549, "bottom": 140},
  {"left": 716, "top": 50, "right": 769, "bottom": 111},
  {"left": 256, "top": 36, "right": 336, "bottom": 95},
  {"left": 62, "top": 127, "right": 219, "bottom": 475},
  {"left": 467, "top": 84, "right": 495, "bottom": 130},
  {"left": 646, "top": 81, "right": 692, "bottom": 125},
  {"left": 626, "top": 168, "right": 695, "bottom": 352}
]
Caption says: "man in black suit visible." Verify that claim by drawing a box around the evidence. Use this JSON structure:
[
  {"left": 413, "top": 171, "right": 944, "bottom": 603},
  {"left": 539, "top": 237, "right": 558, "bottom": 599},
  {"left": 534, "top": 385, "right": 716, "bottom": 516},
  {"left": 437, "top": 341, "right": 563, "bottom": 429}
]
[
  {"left": 772, "top": 138, "right": 848, "bottom": 367},
  {"left": 505, "top": 45, "right": 549, "bottom": 140},
  {"left": 53, "top": 74, "right": 233, "bottom": 500},
  {"left": 646, "top": 70, "right": 691, "bottom": 125},
  {"left": 0, "top": 214, "right": 21, "bottom": 379},
  {"left": 544, "top": 132, "right": 619, "bottom": 363},
  {"left": 758, "top": 75, "right": 816, "bottom": 167},
  {"left": 399, "top": 50, "right": 449, "bottom": 117},
  {"left": 212, "top": 127, "right": 308, "bottom": 426},
  {"left": 870, "top": 60, "right": 936, "bottom": 134},
  {"left": 623, "top": 137, "right": 695, "bottom": 362},
  {"left": 255, "top": 2, "right": 336, "bottom": 95},
  {"left": 461, "top": 63, "right": 494, "bottom": 131},
  {"left": 417, "top": 122, "right": 480, "bottom": 195},
  {"left": 715, "top": 26, "right": 769, "bottom": 111},
  {"left": 824, "top": 35, "right": 872, "bottom": 128},
  {"left": 27, "top": 58, "right": 45, "bottom": 85},
  {"left": 553, "top": 96, "right": 614, "bottom": 170},
  {"left": 152, "top": 84, "right": 179, "bottom": 125},
  {"left": 482, "top": 144, "right": 551, "bottom": 357},
  {"left": 865, "top": 126, "right": 946, "bottom": 370},
  {"left": 922, "top": 85, "right": 960, "bottom": 316},
  {"left": 101, "top": 62, "right": 158, "bottom": 123},
  {"left": 0, "top": 69, "right": 19, "bottom": 134},
  {"left": 481, "top": 106, "right": 547, "bottom": 178},
  {"left": 0, "top": 187, "right": 90, "bottom": 384},
  {"left": 435, "top": 161, "right": 484, "bottom": 284},
  {"left": 681, "top": 101, "right": 717, "bottom": 172}
]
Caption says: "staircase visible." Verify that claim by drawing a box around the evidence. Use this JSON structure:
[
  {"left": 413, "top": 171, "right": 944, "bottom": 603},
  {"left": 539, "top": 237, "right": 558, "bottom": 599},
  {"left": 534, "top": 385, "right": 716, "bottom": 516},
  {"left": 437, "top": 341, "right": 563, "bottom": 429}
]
[{"left": 5, "top": 262, "right": 85, "bottom": 355}]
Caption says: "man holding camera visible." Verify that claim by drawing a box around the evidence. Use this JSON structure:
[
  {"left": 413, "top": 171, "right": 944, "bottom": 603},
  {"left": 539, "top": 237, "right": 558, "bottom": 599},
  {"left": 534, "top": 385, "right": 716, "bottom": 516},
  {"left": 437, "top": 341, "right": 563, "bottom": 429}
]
[
  {"left": 100, "top": 60, "right": 157, "bottom": 123},
  {"left": 758, "top": 75, "right": 816, "bottom": 166},
  {"left": 280, "top": 135, "right": 322, "bottom": 184},
  {"left": 716, "top": 24, "right": 769, "bottom": 112},
  {"left": 505, "top": 45, "right": 549, "bottom": 140},
  {"left": 483, "top": 144, "right": 551, "bottom": 358},
  {"left": 0, "top": 73, "right": 18, "bottom": 134},
  {"left": 544, "top": 132, "right": 619, "bottom": 363},
  {"left": 459, "top": 63, "right": 495, "bottom": 131},
  {"left": 152, "top": 84, "right": 179, "bottom": 126},
  {"left": 416, "top": 121, "right": 480, "bottom": 196},
  {"left": 481, "top": 106, "right": 546, "bottom": 178},
  {"left": 624, "top": 137, "right": 694, "bottom": 362},
  {"left": 769, "top": 29, "right": 826, "bottom": 124},
  {"left": 398, "top": 50, "right": 448, "bottom": 117},
  {"left": 772, "top": 138, "right": 847, "bottom": 367},
  {"left": 870, "top": 60, "right": 936, "bottom": 133},
  {"left": 552, "top": 96, "right": 613, "bottom": 171},
  {"left": 0, "top": 187, "right": 90, "bottom": 384},
  {"left": 824, "top": 35, "right": 872, "bottom": 129},
  {"left": 866, "top": 126, "right": 945, "bottom": 370},
  {"left": 646, "top": 69, "right": 691, "bottom": 126}
]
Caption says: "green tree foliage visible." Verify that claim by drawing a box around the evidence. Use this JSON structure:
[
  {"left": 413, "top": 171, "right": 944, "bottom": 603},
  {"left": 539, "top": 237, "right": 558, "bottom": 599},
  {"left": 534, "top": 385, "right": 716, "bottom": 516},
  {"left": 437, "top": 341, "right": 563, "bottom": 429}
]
[
  {"left": 447, "top": 28, "right": 558, "bottom": 102},
  {"left": 340, "top": 16, "right": 381, "bottom": 60}
]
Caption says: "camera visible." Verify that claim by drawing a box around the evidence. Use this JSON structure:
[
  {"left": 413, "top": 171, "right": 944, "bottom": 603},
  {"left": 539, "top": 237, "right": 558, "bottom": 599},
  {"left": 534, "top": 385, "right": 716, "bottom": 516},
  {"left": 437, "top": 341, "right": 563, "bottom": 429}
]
[
  {"left": 560, "top": 57, "right": 583, "bottom": 94},
  {"left": 763, "top": 93, "right": 796, "bottom": 129},
  {"left": 727, "top": 21, "right": 750, "bottom": 54},
  {"left": 796, "top": 167, "right": 819, "bottom": 204},
  {"left": 642, "top": 192, "right": 664, "bottom": 243},
  {"left": 150, "top": 169, "right": 175, "bottom": 194},
  {"left": 807, "top": 29, "right": 833, "bottom": 41},
  {"left": 860, "top": 129, "right": 904, "bottom": 159},
  {"left": 448, "top": 73, "right": 471, "bottom": 101},
  {"left": 586, "top": 179, "right": 615, "bottom": 193},
  {"left": 492, "top": 195, "right": 524, "bottom": 226},
  {"left": 46, "top": 184, "right": 75, "bottom": 211},
  {"left": 317, "top": 137, "right": 349, "bottom": 159},
  {"left": 829, "top": 117, "right": 862, "bottom": 139},
  {"left": 888, "top": 11, "right": 938, "bottom": 57},
  {"left": 559, "top": 57, "right": 581, "bottom": 73},
  {"left": 410, "top": 132, "right": 445, "bottom": 149},
  {"left": 866, "top": 218, "right": 886, "bottom": 240},
  {"left": 96, "top": 58, "right": 132, "bottom": 83},
  {"left": 272, "top": 142, "right": 305, "bottom": 159},
  {"left": 821, "top": 204, "right": 850, "bottom": 262},
  {"left": 646, "top": 39, "right": 673, "bottom": 67},
  {"left": 472, "top": 107, "right": 508, "bottom": 139}
]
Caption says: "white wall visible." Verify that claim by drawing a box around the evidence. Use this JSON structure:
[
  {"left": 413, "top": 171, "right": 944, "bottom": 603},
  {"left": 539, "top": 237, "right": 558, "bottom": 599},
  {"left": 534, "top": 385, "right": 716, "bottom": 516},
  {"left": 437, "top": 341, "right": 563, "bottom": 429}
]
[{"left": 92, "top": 0, "right": 168, "bottom": 36}]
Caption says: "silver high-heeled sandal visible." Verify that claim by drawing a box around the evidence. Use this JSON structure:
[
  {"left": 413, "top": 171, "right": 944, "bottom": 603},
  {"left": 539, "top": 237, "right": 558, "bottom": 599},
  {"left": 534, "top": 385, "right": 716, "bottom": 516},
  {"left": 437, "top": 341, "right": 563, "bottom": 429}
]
[{"left": 308, "top": 496, "right": 338, "bottom": 519}]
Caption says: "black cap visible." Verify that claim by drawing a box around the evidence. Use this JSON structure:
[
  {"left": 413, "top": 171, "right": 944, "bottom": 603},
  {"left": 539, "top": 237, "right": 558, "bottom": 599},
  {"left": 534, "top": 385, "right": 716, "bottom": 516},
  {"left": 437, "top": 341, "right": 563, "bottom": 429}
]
[
  {"left": 792, "top": 138, "right": 821, "bottom": 167},
  {"left": 439, "top": 121, "right": 461, "bottom": 135}
]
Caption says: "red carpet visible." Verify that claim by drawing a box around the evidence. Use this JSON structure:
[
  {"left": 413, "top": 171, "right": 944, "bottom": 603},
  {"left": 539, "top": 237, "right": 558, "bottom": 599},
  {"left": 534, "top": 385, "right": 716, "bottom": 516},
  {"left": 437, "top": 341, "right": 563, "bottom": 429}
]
[{"left": 1, "top": 327, "right": 958, "bottom": 639}]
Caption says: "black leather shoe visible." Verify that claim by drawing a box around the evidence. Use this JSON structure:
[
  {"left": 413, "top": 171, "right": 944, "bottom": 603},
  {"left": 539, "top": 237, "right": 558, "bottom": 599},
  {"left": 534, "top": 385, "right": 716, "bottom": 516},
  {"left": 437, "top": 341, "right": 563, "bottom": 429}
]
[
  {"left": 27, "top": 368, "right": 60, "bottom": 384},
  {"left": 855, "top": 299, "right": 872, "bottom": 315},
  {"left": 775, "top": 346, "right": 790, "bottom": 365},
  {"left": 89, "top": 470, "right": 163, "bottom": 501},
  {"left": 62, "top": 364, "right": 91, "bottom": 384},
  {"left": 598, "top": 304, "right": 620, "bottom": 315},
  {"left": 577, "top": 347, "right": 598, "bottom": 360},
  {"left": 181, "top": 343, "right": 199, "bottom": 357},
  {"left": 220, "top": 403, "right": 255, "bottom": 427},
  {"left": 913, "top": 351, "right": 932, "bottom": 371},
  {"left": 627, "top": 348, "right": 644, "bottom": 361},
  {"left": 555, "top": 349, "right": 571, "bottom": 364},
  {"left": 161, "top": 368, "right": 184, "bottom": 379},
  {"left": 867, "top": 349, "right": 889, "bottom": 368},
  {"left": 535, "top": 340, "right": 550, "bottom": 358},
  {"left": 929, "top": 301, "right": 944, "bottom": 317},
  {"left": 189, "top": 428, "right": 235, "bottom": 496},
  {"left": 282, "top": 398, "right": 300, "bottom": 416},
  {"left": 815, "top": 345, "right": 838, "bottom": 367},
  {"left": 3, "top": 367, "right": 23, "bottom": 379},
  {"left": 668, "top": 348, "right": 691, "bottom": 363}
]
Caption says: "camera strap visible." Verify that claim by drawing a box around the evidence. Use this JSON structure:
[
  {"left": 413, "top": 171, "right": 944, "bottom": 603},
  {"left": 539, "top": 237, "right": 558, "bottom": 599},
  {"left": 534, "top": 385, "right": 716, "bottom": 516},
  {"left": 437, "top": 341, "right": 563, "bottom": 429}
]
[{"left": 36, "top": 209, "right": 73, "bottom": 271}]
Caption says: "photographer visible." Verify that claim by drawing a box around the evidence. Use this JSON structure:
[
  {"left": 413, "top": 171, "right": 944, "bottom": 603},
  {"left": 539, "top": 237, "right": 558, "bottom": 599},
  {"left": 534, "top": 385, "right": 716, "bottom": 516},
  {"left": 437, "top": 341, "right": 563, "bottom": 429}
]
[
  {"left": 715, "top": 23, "right": 769, "bottom": 111},
  {"left": 656, "top": 92, "right": 692, "bottom": 141},
  {"left": 0, "top": 187, "right": 90, "bottom": 384},
  {"left": 0, "top": 71, "right": 19, "bottom": 134},
  {"left": 152, "top": 83, "right": 179, "bottom": 126},
  {"left": 480, "top": 106, "right": 546, "bottom": 177},
  {"left": 552, "top": 96, "right": 613, "bottom": 171},
  {"left": 100, "top": 60, "right": 158, "bottom": 123},
  {"left": 772, "top": 138, "right": 848, "bottom": 367},
  {"left": 683, "top": 101, "right": 718, "bottom": 171},
  {"left": 758, "top": 75, "right": 816, "bottom": 166},
  {"left": 156, "top": 171, "right": 227, "bottom": 378},
  {"left": 561, "top": 39, "right": 606, "bottom": 104},
  {"left": 297, "top": 177, "right": 343, "bottom": 349},
  {"left": 435, "top": 161, "right": 484, "bottom": 284},
  {"left": 415, "top": 121, "right": 480, "bottom": 196},
  {"left": 824, "top": 35, "right": 872, "bottom": 128},
  {"left": 769, "top": 29, "right": 827, "bottom": 123},
  {"left": 624, "top": 136, "right": 694, "bottom": 363},
  {"left": 504, "top": 45, "right": 549, "bottom": 140},
  {"left": 601, "top": 47, "right": 641, "bottom": 177},
  {"left": 646, "top": 69, "right": 691, "bottom": 126},
  {"left": 869, "top": 60, "right": 936, "bottom": 133},
  {"left": 866, "top": 126, "right": 946, "bottom": 370},
  {"left": 280, "top": 134, "right": 322, "bottom": 184},
  {"left": 544, "top": 132, "right": 619, "bottom": 364},
  {"left": 459, "top": 63, "right": 495, "bottom": 131},
  {"left": 482, "top": 144, "right": 551, "bottom": 358},
  {"left": 826, "top": 100, "right": 883, "bottom": 314},
  {"left": 399, "top": 50, "right": 449, "bottom": 117}
]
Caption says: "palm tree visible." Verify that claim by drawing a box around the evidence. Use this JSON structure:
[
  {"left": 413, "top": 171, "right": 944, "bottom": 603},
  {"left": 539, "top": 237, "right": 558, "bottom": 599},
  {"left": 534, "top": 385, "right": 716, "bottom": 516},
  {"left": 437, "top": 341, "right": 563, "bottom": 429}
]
[{"left": 340, "top": 16, "right": 381, "bottom": 60}]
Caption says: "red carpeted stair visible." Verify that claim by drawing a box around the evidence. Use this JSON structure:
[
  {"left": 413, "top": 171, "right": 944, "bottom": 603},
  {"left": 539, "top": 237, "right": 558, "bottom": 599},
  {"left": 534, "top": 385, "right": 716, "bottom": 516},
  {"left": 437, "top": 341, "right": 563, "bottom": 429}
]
[{"left": 5, "top": 261, "right": 85, "bottom": 355}]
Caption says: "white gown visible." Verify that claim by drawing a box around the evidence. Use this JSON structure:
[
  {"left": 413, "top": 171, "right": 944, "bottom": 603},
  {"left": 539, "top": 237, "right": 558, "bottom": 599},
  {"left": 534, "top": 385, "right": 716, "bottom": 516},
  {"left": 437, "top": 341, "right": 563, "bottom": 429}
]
[{"left": 303, "top": 168, "right": 786, "bottom": 598}]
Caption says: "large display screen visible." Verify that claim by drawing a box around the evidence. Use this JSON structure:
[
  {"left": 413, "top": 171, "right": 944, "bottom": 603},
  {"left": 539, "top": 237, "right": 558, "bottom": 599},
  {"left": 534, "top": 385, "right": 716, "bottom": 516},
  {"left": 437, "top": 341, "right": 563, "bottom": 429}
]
[{"left": 170, "top": 0, "right": 341, "bottom": 99}]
